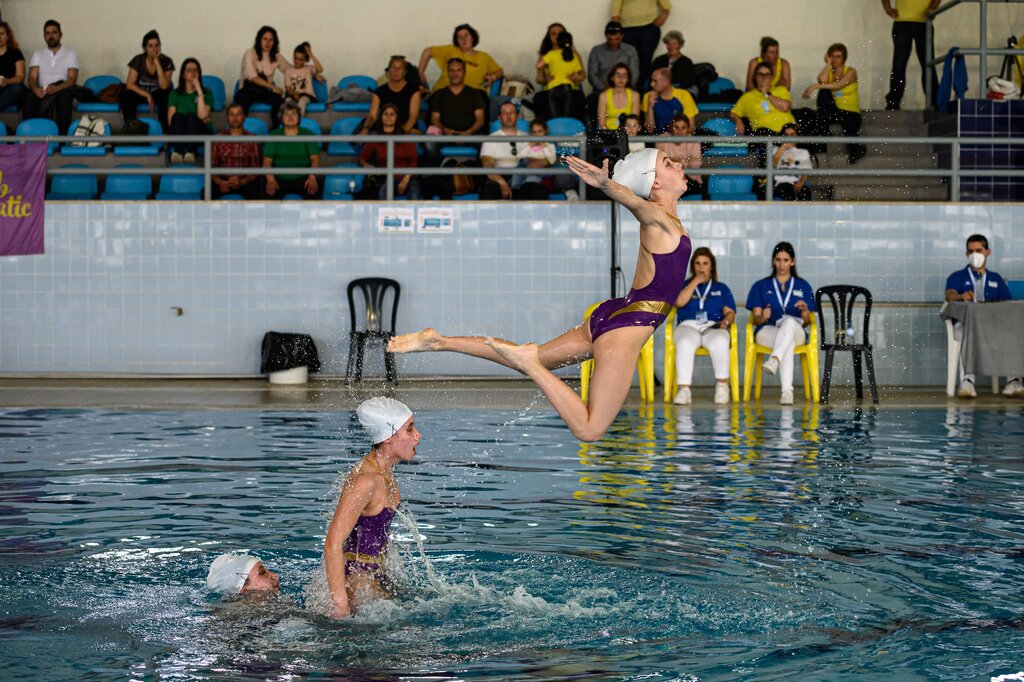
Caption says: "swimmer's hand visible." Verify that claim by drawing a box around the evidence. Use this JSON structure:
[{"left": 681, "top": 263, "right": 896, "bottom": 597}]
[{"left": 565, "top": 156, "right": 610, "bottom": 189}]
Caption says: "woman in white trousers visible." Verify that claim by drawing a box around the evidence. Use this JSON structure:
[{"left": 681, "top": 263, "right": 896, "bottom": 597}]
[{"left": 673, "top": 247, "right": 736, "bottom": 405}]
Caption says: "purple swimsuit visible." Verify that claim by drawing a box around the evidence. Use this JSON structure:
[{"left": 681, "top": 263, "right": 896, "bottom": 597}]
[
  {"left": 343, "top": 506, "right": 396, "bottom": 576},
  {"left": 589, "top": 233, "right": 692, "bottom": 341}
]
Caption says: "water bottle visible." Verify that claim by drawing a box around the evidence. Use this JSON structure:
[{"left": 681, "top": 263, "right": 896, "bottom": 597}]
[
  {"left": 845, "top": 321, "right": 855, "bottom": 341},
  {"left": 348, "top": 179, "right": 356, "bottom": 194}
]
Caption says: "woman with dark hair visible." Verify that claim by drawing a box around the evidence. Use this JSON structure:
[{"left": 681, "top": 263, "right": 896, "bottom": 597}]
[
  {"left": 538, "top": 23, "right": 568, "bottom": 56},
  {"left": 358, "top": 103, "right": 420, "bottom": 199},
  {"left": 235, "top": 25, "right": 290, "bottom": 128},
  {"left": 120, "top": 30, "right": 174, "bottom": 126},
  {"left": 263, "top": 100, "right": 320, "bottom": 199},
  {"left": 534, "top": 31, "right": 585, "bottom": 120},
  {"left": 418, "top": 23, "right": 503, "bottom": 93},
  {"left": 0, "top": 21, "right": 26, "bottom": 114},
  {"left": 745, "top": 36, "right": 791, "bottom": 92},
  {"left": 365, "top": 56, "right": 421, "bottom": 133},
  {"left": 596, "top": 62, "right": 639, "bottom": 130},
  {"left": 166, "top": 57, "right": 213, "bottom": 164},
  {"left": 671, "top": 247, "right": 735, "bottom": 405},
  {"left": 745, "top": 241, "right": 816, "bottom": 405}
]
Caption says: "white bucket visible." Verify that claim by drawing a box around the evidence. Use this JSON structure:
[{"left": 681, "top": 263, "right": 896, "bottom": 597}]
[{"left": 268, "top": 366, "right": 308, "bottom": 385}]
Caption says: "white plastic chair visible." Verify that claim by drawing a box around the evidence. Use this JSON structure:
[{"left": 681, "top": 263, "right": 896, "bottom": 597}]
[{"left": 943, "top": 310, "right": 998, "bottom": 397}]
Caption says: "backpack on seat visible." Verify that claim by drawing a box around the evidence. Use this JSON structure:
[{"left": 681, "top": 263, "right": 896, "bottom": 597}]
[{"left": 69, "top": 114, "right": 107, "bottom": 147}]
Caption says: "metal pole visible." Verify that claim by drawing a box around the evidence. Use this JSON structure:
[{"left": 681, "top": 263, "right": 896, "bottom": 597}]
[
  {"left": 385, "top": 139, "right": 394, "bottom": 201},
  {"left": 951, "top": 139, "right": 961, "bottom": 201},
  {"left": 980, "top": 0, "right": 988, "bottom": 97},
  {"left": 203, "top": 138, "right": 212, "bottom": 200},
  {"left": 765, "top": 140, "right": 774, "bottom": 201},
  {"left": 610, "top": 201, "right": 619, "bottom": 299}
]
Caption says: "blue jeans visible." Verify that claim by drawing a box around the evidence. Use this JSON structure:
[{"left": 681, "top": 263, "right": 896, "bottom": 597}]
[{"left": 0, "top": 83, "right": 25, "bottom": 113}]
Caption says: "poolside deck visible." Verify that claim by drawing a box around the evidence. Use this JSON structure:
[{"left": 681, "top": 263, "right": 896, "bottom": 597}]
[{"left": 0, "top": 377, "right": 1018, "bottom": 411}]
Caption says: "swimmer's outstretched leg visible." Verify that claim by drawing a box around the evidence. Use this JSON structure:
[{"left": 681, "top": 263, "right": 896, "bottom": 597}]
[
  {"left": 487, "top": 326, "right": 648, "bottom": 442},
  {"left": 389, "top": 327, "right": 519, "bottom": 369}
]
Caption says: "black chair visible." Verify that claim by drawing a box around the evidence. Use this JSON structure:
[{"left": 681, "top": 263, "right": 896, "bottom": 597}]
[
  {"left": 815, "top": 285, "right": 879, "bottom": 404},
  {"left": 346, "top": 278, "right": 400, "bottom": 382}
]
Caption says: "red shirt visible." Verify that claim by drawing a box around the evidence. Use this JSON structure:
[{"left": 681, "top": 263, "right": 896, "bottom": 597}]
[
  {"left": 212, "top": 130, "right": 262, "bottom": 169},
  {"left": 358, "top": 141, "right": 418, "bottom": 168}
]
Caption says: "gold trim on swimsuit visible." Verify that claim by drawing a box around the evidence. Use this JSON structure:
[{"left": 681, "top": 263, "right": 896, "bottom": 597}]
[
  {"left": 607, "top": 300, "right": 674, "bottom": 320},
  {"left": 344, "top": 550, "right": 385, "bottom": 565}
]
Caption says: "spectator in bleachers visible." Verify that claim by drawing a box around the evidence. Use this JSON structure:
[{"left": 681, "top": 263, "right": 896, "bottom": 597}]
[
  {"left": 429, "top": 58, "right": 486, "bottom": 137},
  {"left": 655, "top": 114, "right": 703, "bottom": 198},
  {"left": 642, "top": 67, "right": 697, "bottom": 134},
  {"left": 672, "top": 247, "right": 736, "bottom": 405},
  {"left": 745, "top": 37, "right": 791, "bottom": 92},
  {"left": 802, "top": 43, "right": 867, "bottom": 165},
  {"left": 883, "top": 0, "right": 940, "bottom": 110},
  {"left": 538, "top": 23, "right": 571, "bottom": 59},
  {"left": 771, "top": 123, "right": 812, "bottom": 201},
  {"left": 588, "top": 21, "right": 639, "bottom": 95},
  {"left": 746, "top": 241, "right": 816, "bottom": 405},
  {"left": 166, "top": 57, "right": 213, "bottom": 165},
  {"left": 622, "top": 113, "right": 646, "bottom": 153},
  {"left": 0, "top": 22, "right": 27, "bottom": 114},
  {"left": 235, "top": 26, "right": 289, "bottom": 129},
  {"left": 611, "top": 0, "right": 671, "bottom": 87},
  {"left": 650, "top": 30, "right": 696, "bottom": 96},
  {"left": 25, "top": 20, "right": 83, "bottom": 135},
  {"left": 358, "top": 103, "right": 421, "bottom": 200},
  {"left": 729, "top": 62, "right": 795, "bottom": 135},
  {"left": 596, "top": 62, "right": 639, "bottom": 130},
  {"left": 944, "top": 233, "right": 1022, "bottom": 398},
  {"left": 365, "top": 56, "right": 421, "bottom": 134},
  {"left": 263, "top": 100, "right": 320, "bottom": 199},
  {"left": 418, "top": 24, "right": 502, "bottom": 94},
  {"left": 211, "top": 103, "right": 261, "bottom": 199},
  {"left": 533, "top": 32, "right": 586, "bottom": 121},
  {"left": 284, "top": 42, "right": 324, "bottom": 117},
  {"left": 120, "top": 30, "right": 173, "bottom": 129},
  {"left": 480, "top": 101, "right": 549, "bottom": 200}
]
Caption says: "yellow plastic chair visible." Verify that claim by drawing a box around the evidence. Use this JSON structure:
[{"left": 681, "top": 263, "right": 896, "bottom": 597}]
[
  {"left": 742, "top": 312, "right": 820, "bottom": 403},
  {"left": 580, "top": 301, "right": 656, "bottom": 404},
  {"left": 663, "top": 308, "right": 740, "bottom": 403}
]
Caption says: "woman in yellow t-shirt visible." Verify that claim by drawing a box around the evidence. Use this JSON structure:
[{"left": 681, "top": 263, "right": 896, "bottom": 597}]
[
  {"left": 418, "top": 24, "right": 503, "bottom": 93},
  {"left": 534, "top": 32, "right": 586, "bottom": 120},
  {"left": 802, "top": 43, "right": 866, "bottom": 164},
  {"left": 597, "top": 63, "right": 640, "bottom": 130},
  {"left": 745, "top": 37, "right": 791, "bottom": 92}
]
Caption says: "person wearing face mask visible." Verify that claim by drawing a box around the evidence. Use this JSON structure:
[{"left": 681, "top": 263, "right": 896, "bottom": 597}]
[
  {"left": 944, "top": 234, "right": 1020, "bottom": 398},
  {"left": 745, "top": 241, "right": 816, "bottom": 405}
]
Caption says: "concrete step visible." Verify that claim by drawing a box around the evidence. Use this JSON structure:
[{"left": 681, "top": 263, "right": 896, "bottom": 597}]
[
  {"left": 831, "top": 182, "right": 949, "bottom": 201},
  {"left": 818, "top": 150, "right": 939, "bottom": 169}
]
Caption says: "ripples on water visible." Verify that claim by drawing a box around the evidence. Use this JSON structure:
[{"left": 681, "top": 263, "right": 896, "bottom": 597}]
[{"left": 1, "top": 405, "right": 1023, "bottom": 680}]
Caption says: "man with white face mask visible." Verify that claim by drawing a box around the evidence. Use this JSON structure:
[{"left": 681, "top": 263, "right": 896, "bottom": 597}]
[{"left": 944, "top": 234, "right": 1020, "bottom": 397}]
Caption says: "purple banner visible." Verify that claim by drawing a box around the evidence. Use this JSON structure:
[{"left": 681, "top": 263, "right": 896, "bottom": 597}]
[{"left": 0, "top": 143, "right": 46, "bottom": 256}]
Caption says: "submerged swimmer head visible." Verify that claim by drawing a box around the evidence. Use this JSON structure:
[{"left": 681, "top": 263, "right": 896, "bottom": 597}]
[
  {"left": 207, "top": 553, "right": 280, "bottom": 595},
  {"left": 357, "top": 397, "right": 413, "bottom": 446}
]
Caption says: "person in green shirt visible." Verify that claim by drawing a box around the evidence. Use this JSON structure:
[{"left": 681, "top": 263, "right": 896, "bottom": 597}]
[
  {"left": 167, "top": 57, "right": 213, "bottom": 164},
  {"left": 263, "top": 100, "right": 320, "bottom": 199}
]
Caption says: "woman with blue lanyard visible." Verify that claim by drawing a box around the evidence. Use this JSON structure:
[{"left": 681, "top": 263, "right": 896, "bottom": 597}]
[
  {"left": 673, "top": 247, "right": 736, "bottom": 405},
  {"left": 745, "top": 241, "right": 816, "bottom": 405}
]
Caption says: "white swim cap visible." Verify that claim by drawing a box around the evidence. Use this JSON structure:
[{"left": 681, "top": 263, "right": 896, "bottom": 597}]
[
  {"left": 357, "top": 397, "right": 412, "bottom": 445},
  {"left": 613, "top": 148, "right": 659, "bottom": 199},
  {"left": 207, "top": 553, "right": 259, "bottom": 594}
]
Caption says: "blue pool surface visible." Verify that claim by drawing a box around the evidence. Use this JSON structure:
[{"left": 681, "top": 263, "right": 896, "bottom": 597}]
[{"left": 1, "top": 405, "right": 1023, "bottom": 680}]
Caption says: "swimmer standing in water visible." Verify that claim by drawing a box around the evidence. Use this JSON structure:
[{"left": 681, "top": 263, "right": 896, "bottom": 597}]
[
  {"left": 389, "top": 149, "right": 690, "bottom": 442},
  {"left": 324, "top": 397, "right": 420, "bottom": 618}
]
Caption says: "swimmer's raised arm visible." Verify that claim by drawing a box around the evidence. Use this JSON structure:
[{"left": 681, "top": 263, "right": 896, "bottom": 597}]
[
  {"left": 324, "top": 474, "right": 375, "bottom": 618},
  {"left": 565, "top": 156, "right": 663, "bottom": 225}
]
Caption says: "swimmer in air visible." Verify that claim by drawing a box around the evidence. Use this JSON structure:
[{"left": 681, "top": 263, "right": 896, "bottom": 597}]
[{"left": 389, "top": 149, "right": 691, "bottom": 441}]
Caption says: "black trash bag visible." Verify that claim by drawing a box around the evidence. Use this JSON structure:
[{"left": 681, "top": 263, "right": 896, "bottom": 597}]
[{"left": 260, "top": 332, "right": 321, "bottom": 374}]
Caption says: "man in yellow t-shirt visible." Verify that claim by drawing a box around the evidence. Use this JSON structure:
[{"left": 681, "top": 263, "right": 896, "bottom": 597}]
[
  {"left": 729, "top": 63, "right": 796, "bottom": 134},
  {"left": 882, "top": 0, "right": 940, "bottom": 110}
]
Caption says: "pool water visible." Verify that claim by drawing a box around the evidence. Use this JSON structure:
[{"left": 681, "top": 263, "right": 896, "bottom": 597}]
[{"left": 1, "top": 405, "right": 1023, "bottom": 680}]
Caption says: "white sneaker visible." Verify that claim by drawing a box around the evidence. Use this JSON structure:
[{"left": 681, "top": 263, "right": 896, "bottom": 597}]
[
  {"left": 565, "top": 189, "right": 579, "bottom": 201},
  {"left": 169, "top": 152, "right": 183, "bottom": 165},
  {"left": 673, "top": 386, "right": 692, "bottom": 405},
  {"left": 1002, "top": 378, "right": 1024, "bottom": 397},
  {"left": 780, "top": 389, "right": 794, "bottom": 405},
  {"left": 762, "top": 356, "right": 779, "bottom": 376},
  {"left": 957, "top": 378, "right": 977, "bottom": 398},
  {"left": 714, "top": 382, "right": 730, "bottom": 405},
  {"left": 183, "top": 152, "right": 196, "bottom": 164}
]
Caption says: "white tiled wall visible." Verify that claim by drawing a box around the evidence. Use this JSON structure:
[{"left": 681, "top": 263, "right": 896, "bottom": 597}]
[{"left": 1, "top": 201, "right": 1021, "bottom": 385}]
